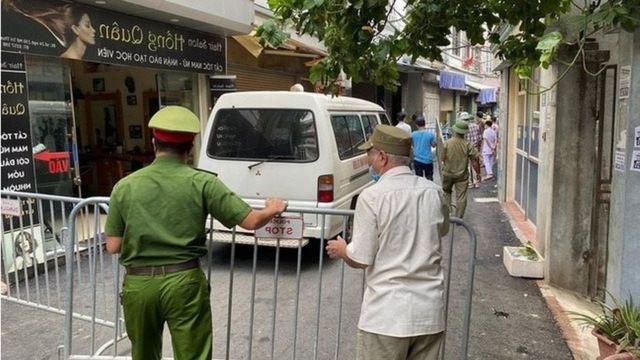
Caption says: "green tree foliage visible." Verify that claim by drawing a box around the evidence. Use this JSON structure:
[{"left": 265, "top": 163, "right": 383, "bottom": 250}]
[{"left": 257, "top": 0, "right": 640, "bottom": 92}]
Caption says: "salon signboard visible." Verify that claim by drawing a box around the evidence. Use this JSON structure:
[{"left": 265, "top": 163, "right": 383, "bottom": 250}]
[
  {"left": 1, "top": 53, "right": 37, "bottom": 194},
  {"left": 1, "top": 0, "right": 225, "bottom": 74},
  {"left": 1, "top": 53, "right": 41, "bottom": 230}
]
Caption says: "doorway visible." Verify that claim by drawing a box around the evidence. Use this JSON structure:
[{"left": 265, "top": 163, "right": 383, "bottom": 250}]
[
  {"left": 70, "top": 63, "right": 200, "bottom": 196},
  {"left": 588, "top": 65, "right": 617, "bottom": 300}
]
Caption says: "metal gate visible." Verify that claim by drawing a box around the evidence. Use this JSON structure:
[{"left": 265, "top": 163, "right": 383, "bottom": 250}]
[
  {"left": 588, "top": 64, "right": 618, "bottom": 300},
  {"left": 2, "top": 191, "right": 477, "bottom": 360}
]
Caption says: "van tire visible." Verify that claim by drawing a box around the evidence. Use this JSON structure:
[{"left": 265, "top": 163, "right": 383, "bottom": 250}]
[{"left": 344, "top": 196, "right": 358, "bottom": 240}]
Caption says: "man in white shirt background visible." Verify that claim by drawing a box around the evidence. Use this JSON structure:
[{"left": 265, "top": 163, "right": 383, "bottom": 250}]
[
  {"left": 482, "top": 119, "right": 498, "bottom": 181},
  {"left": 395, "top": 111, "right": 412, "bottom": 134}
]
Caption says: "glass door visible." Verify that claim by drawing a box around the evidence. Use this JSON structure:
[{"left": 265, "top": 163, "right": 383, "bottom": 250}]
[
  {"left": 156, "top": 72, "right": 200, "bottom": 159},
  {"left": 514, "top": 74, "right": 540, "bottom": 224},
  {"left": 26, "top": 56, "right": 79, "bottom": 197}
]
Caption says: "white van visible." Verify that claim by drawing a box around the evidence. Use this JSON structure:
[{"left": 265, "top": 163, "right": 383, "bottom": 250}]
[{"left": 197, "top": 90, "right": 391, "bottom": 247}]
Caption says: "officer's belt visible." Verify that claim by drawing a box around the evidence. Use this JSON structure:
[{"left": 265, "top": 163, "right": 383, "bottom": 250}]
[{"left": 126, "top": 259, "right": 200, "bottom": 276}]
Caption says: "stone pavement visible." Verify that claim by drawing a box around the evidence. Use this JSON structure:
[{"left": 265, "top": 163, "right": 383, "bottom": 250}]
[
  {"left": 0, "top": 170, "right": 599, "bottom": 359},
  {"left": 451, "top": 176, "right": 575, "bottom": 359}
]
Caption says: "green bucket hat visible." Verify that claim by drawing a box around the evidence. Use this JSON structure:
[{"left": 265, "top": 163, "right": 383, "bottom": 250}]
[
  {"left": 451, "top": 119, "right": 469, "bottom": 134},
  {"left": 357, "top": 125, "right": 411, "bottom": 156},
  {"left": 148, "top": 106, "right": 200, "bottom": 134}
]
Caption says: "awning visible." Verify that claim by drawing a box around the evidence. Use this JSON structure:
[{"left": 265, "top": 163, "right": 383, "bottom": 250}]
[
  {"left": 439, "top": 71, "right": 466, "bottom": 91},
  {"left": 465, "top": 78, "right": 494, "bottom": 94},
  {"left": 397, "top": 55, "right": 439, "bottom": 73},
  {"left": 478, "top": 88, "right": 498, "bottom": 104},
  {"left": 232, "top": 34, "right": 327, "bottom": 60},
  {"left": 493, "top": 61, "right": 511, "bottom": 72}
]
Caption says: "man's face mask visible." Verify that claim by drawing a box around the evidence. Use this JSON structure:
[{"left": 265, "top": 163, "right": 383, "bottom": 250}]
[{"left": 368, "top": 165, "right": 381, "bottom": 182}]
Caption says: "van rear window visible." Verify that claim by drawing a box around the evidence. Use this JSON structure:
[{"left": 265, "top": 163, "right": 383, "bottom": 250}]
[{"left": 207, "top": 109, "right": 318, "bottom": 161}]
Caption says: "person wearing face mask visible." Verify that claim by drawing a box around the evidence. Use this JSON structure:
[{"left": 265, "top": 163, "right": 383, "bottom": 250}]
[{"left": 326, "top": 125, "right": 450, "bottom": 360}]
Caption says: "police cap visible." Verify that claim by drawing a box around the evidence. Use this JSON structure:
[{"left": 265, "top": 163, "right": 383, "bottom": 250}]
[{"left": 149, "top": 106, "right": 200, "bottom": 134}]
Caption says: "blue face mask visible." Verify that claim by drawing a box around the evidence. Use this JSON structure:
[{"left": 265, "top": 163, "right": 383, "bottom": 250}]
[{"left": 369, "top": 166, "right": 381, "bottom": 182}]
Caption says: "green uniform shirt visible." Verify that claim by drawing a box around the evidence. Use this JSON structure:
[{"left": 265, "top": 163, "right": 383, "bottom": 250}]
[
  {"left": 442, "top": 136, "right": 479, "bottom": 178},
  {"left": 105, "top": 156, "right": 251, "bottom": 267}
]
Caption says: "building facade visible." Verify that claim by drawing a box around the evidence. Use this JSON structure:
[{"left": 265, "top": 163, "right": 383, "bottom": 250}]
[
  {"left": 497, "top": 24, "right": 640, "bottom": 300},
  {"left": 1, "top": 0, "right": 255, "bottom": 200}
]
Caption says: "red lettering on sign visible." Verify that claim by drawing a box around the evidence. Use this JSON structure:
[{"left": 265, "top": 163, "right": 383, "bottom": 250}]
[
  {"left": 48, "top": 159, "right": 69, "bottom": 174},
  {"left": 34, "top": 151, "right": 70, "bottom": 174}
]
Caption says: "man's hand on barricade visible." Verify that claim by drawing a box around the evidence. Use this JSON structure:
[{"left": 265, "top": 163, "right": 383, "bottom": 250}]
[
  {"left": 326, "top": 236, "right": 347, "bottom": 260},
  {"left": 265, "top": 197, "right": 287, "bottom": 216}
]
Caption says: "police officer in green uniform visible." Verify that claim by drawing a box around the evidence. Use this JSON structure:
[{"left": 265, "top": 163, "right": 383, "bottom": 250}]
[{"left": 105, "top": 106, "right": 287, "bottom": 360}]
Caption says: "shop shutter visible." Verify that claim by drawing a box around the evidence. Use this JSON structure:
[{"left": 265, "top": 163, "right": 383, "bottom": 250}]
[
  {"left": 422, "top": 81, "right": 440, "bottom": 128},
  {"left": 228, "top": 64, "right": 296, "bottom": 91}
]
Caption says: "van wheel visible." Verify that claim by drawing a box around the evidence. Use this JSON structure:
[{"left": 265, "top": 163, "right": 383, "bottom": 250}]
[
  {"left": 344, "top": 217, "right": 354, "bottom": 241},
  {"left": 344, "top": 196, "right": 358, "bottom": 240}
]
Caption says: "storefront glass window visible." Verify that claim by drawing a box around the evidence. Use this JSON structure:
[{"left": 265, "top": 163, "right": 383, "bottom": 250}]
[
  {"left": 157, "top": 71, "right": 200, "bottom": 159},
  {"left": 26, "top": 56, "right": 76, "bottom": 197},
  {"left": 157, "top": 72, "right": 199, "bottom": 116}
]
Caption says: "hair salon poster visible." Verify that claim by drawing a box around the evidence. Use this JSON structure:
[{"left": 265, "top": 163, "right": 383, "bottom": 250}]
[
  {"left": 1, "top": 0, "right": 226, "bottom": 74},
  {"left": 1, "top": 53, "right": 41, "bottom": 230}
]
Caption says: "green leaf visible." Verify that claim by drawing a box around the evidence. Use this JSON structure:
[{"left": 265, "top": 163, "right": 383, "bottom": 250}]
[
  {"left": 262, "top": 0, "right": 639, "bottom": 92},
  {"left": 516, "top": 65, "right": 533, "bottom": 80},
  {"left": 566, "top": 15, "right": 589, "bottom": 34},
  {"left": 536, "top": 31, "right": 562, "bottom": 51}
]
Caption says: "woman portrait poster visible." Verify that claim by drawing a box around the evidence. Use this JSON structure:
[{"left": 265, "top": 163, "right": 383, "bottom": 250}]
[
  {"left": 2, "top": 0, "right": 96, "bottom": 60},
  {"left": 2, "top": 227, "right": 46, "bottom": 273}
]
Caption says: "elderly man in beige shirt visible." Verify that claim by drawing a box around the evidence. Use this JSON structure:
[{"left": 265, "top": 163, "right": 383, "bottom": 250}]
[{"left": 326, "top": 125, "right": 449, "bottom": 360}]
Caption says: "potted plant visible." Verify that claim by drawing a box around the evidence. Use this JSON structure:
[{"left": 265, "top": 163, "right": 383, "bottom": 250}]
[{"left": 570, "top": 294, "right": 640, "bottom": 359}]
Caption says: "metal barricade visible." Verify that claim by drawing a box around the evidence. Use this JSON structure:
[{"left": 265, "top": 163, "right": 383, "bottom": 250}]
[
  {"left": 56, "top": 196, "right": 476, "bottom": 360},
  {"left": 0, "top": 191, "right": 112, "bottom": 357},
  {"left": 0, "top": 191, "right": 108, "bottom": 315}
]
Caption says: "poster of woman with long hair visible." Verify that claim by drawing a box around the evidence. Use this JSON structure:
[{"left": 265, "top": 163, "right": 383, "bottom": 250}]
[{"left": 2, "top": 0, "right": 95, "bottom": 59}]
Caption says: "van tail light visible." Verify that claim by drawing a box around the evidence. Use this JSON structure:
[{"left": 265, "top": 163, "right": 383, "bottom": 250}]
[{"left": 317, "top": 175, "right": 334, "bottom": 203}]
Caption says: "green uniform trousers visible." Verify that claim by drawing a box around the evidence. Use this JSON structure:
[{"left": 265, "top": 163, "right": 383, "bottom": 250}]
[
  {"left": 121, "top": 268, "right": 212, "bottom": 360},
  {"left": 442, "top": 174, "right": 469, "bottom": 218}
]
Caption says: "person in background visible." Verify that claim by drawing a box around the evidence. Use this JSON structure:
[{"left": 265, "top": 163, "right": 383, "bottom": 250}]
[
  {"left": 411, "top": 115, "right": 437, "bottom": 180},
  {"left": 482, "top": 119, "right": 498, "bottom": 181},
  {"left": 105, "top": 106, "right": 287, "bottom": 360},
  {"left": 491, "top": 116, "right": 500, "bottom": 147},
  {"left": 441, "top": 118, "right": 479, "bottom": 218},
  {"left": 395, "top": 111, "right": 412, "bottom": 134},
  {"left": 491, "top": 116, "right": 499, "bottom": 132},
  {"left": 440, "top": 117, "right": 452, "bottom": 140},
  {"left": 326, "top": 125, "right": 449, "bottom": 360},
  {"left": 464, "top": 112, "right": 483, "bottom": 188}
]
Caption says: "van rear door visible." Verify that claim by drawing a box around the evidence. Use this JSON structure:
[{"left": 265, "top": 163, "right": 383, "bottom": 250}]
[{"left": 203, "top": 107, "right": 321, "bottom": 202}]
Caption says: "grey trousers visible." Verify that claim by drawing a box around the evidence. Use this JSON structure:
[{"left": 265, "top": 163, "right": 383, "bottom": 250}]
[{"left": 356, "top": 329, "right": 444, "bottom": 360}]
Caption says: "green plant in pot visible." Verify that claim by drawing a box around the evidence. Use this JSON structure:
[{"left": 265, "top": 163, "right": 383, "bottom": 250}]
[{"left": 570, "top": 294, "right": 640, "bottom": 359}]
